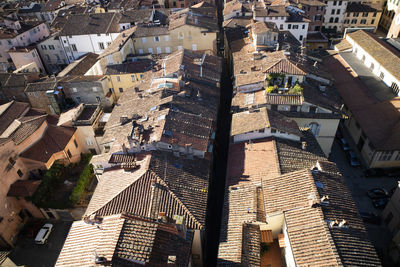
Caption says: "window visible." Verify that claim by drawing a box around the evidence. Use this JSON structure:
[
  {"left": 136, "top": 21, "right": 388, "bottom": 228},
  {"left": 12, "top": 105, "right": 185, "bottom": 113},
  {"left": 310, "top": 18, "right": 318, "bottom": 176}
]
[
  {"left": 142, "top": 37, "right": 147, "bottom": 43},
  {"left": 148, "top": 47, "right": 153, "bottom": 53},
  {"left": 354, "top": 12, "right": 359, "bottom": 17},
  {"left": 76, "top": 97, "right": 81, "bottom": 103},
  {"left": 165, "top": 35, "right": 169, "bottom": 41},
  {"left": 302, "top": 24, "right": 305, "bottom": 29},
  {"left": 361, "top": 55, "right": 366, "bottom": 62},
  {"left": 336, "top": 9, "right": 340, "bottom": 14},
  {"left": 96, "top": 96, "right": 101, "bottom": 103},
  {"left": 117, "top": 76, "right": 121, "bottom": 82},
  {"left": 379, "top": 151, "right": 393, "bottom": 161},
  {"left": 333, "top": 0, "right": 337, "bottom": 5},
  {"left": 9, "top": 157, "right": 15, "bottom": 166},
  {"left": 107, "top": 42, "right": 111, "bottom": 47},
  {"left": 391, "top": 82, "right": 399, "bottom": 95},
  {"left": 293, "top": 25, "right": 299, "bottom": 29},
  {"left": 299, "top": 35, "right": 303, "bottom": 41},
  {"left": 49, "top": 45, "right": 55, "bottom": 50},
  {"left": 165, "top": 46, "right": 171, "bottom": 53},
  {"left": 371, "top": 19, "right": 375, "bottom": 24},
  {"left": 131, "top": 75, "right": 135, "bottom": 82},
  {"left": 370, "top": 62, "right": 375, "bottom": 71},
  {"left": 71, "top": 44, "right": 77, "bottom": 51},
  {"left": 178, "top": 46, "right": 183, "bottom": 51},
  {"left": 334, "top": 17, "right": 339, "bottom": 23},
  {"left": 360, "top": 19, "right": 366, "bottom": 24},
  {"left": 288, "top": 24, "right": 292, "bottom": 29},
  {"left": 56, "top": 54, "right": 60, "bottom": 60},
  {"left": 373, "top": 12, "right": 377, "bottom": 17},
  {"left": 41, "top": 45, "right": 47, "bottom": 50},
  {"left": 280, "top": 24, "right": 283, "bottom": 30},
  {"left": 329, "top": 17, "right": 334, "bottom": 23},
  {"left": 72, "top": 87, "right": 77, "bottom": 92},
  {"left": 99, "top": 42, "right": 105, "bottom": 50},
  {"left": 74, "top": 139, "right": 78, "bottom": 148},
  {"left": 86, "top": 138, "right": 93, "bottom": 146},
  {"left": 156, "top": 47, "right": 162, "bottom": 54},
  {"left": 338, "top": 1, "right": 342, "bottom": 5},
  {"left": 178, "top": 32, "right": 184, "bottom": 39},
  {"left": 138, "top": 49, "right": 144, "bottom": 54},
  {"left": 119, "top": 88, "right": 123, "bottom": 93},
  {"left": 351, "top": 19, "right": 357, "bottom": 24},
  {"left": 331, "top": 9, "right": 335, "bottom": 15},
  {"left": 67, "top": 149, "right": 72, "bottom": 158},
  {"left": 271, "top": 129, "right": 277, "bottom": 133},
  {"left": 154, "top": 36, "right": 160, "bottom": 42},
  {"left": 17, "top": 169, "right": 23, "bottom": 177},
  {"left": 46, "top": 54, "right": 50, "bottom": 61},
  {"left": 380, "top": 72, "right": 385, "bottom": 79},
  {"left": 362, "top": 12, "right": 368, "bottom": 17},
  {"left": 7, "top": 40, "right": 12, "bottom": 45},
  {"left": 192, "top": 44, "right": 197, "bottom": 50},
  {"left": 32, "top": 52, "right": 36, "bottom": 58},
  {"left": 344, "top": 19, "right": 350, "bottom": 23},
  {"left": 315, "top": 14, "right": 322, "bottom": 21}
]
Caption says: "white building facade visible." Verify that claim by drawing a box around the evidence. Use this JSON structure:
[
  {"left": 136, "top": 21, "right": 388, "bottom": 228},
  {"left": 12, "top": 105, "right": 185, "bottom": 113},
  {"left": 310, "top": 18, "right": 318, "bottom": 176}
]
[{"left": 323, "top": 0, "right": 348, "bottom": 31}]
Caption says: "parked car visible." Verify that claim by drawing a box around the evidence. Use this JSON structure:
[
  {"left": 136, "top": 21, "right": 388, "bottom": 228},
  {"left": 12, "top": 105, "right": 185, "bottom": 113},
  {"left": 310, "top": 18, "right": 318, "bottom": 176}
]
[
  {"left": 348, "top": 150, "right": 360, "bottom": 167},
  {"left": 367, "top": 188, "right": 389, "bottom": 199},
  {"left": 372, "top": 198, "right": 389, "bottom": 209},
  {"left": 364, "top": 168, "right": 387, "bottom": 177},
  {"left": 340, "top": 138, "right": 350, "bottom": 151},
  {"left": 35, "top": 223, "right": 53, "bottom": 245},
  {"left": 359, "top": 211, "right": 381, "bottom": 224}
]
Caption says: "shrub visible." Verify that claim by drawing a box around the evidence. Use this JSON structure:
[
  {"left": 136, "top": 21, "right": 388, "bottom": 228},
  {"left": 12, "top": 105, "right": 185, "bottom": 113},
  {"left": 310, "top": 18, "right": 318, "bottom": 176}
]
[
  {"left": 289, "top": 84, "right": 303, "bottom": 94},
  {"left": 31, "top": 161, "right": 66, "bottom": 208},
  {"left": 266, "top": 85, "right": 275, "bottom": 93},
  {"left": 69, "top": 159, "right": 94, "bottom": 205}
]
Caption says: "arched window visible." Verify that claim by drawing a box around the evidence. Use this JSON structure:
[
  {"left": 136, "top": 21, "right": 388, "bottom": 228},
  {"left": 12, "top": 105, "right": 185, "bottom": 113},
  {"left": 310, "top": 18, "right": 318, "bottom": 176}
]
[
  {"left": 309, "top": 122, "right": 321, "bottom": 136},
  {"left": 329, "top": 17, "right": 334, "bottom": 23}
]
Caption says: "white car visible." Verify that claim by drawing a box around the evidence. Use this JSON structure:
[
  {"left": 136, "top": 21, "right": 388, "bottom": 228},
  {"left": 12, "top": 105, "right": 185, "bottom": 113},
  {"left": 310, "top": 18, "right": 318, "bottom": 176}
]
[{"left": 35, "top": 223, "right": 53, "bottom": 245}]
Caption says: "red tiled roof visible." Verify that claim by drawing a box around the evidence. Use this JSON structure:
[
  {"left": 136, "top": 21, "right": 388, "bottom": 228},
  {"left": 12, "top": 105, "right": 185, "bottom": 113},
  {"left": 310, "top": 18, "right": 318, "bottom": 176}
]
[{"left": 20, "top": 125, "right": 76, "bottom": 163}]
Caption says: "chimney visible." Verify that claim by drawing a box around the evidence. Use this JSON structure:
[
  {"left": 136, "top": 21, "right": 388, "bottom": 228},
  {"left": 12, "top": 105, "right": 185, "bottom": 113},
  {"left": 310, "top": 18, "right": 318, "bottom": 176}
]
[
  {"left": 320, "top": 195, "right": 330, "bottom": 206},
  {"left": 301, "top": 141, "right": 307, "bottom": 150},
  {"left": 158, "top": 212, "right": 167, "bottom": 223},
  {"left": 339, "top": 219, "right": 348, "bottom": 227},
  {"left": 329, "top": 220, "right": 339, "bottom": 228}
]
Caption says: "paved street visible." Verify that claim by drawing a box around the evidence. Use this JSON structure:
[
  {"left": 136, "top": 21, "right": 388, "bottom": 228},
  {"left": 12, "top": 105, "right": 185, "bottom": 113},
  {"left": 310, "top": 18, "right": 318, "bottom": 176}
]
[
  {"left": 9, "top": 220, "right": 72, "bottom": 267},
  {"left": 330, "top": 139, "right": 397, "bottom": 266}
]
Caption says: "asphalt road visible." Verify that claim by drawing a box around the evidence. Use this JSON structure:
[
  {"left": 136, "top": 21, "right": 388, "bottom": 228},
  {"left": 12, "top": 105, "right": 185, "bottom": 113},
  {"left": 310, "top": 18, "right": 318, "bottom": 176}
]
[
  {"left": 329, "top": 138, "right": 397, "bottom": 266},
  {"left": 9, "top": 220, "right": 72, "bottom": 267}
]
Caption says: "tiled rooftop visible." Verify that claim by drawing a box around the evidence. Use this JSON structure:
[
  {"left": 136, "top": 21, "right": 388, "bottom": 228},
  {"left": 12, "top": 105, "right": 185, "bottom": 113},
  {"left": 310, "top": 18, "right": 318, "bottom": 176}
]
[{"left": 56, "top": 213, "right": 193, "bottom": 266}]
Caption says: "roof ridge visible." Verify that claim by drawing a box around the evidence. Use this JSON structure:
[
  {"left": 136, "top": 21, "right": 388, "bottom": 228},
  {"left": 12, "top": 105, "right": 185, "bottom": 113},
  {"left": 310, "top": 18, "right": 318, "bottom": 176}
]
[{"left": 19, "top": 114, "right": 47, "bottom": 124}]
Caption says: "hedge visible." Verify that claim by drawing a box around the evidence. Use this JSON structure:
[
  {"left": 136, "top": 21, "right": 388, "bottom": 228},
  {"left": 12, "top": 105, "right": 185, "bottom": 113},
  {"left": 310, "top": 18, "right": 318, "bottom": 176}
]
[{"left": 69, "top": 159, "right": 93, "bottom": 205}]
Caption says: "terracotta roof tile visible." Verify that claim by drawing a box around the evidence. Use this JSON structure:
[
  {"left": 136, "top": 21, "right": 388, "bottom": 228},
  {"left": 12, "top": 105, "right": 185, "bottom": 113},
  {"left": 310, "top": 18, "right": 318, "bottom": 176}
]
[
  {"left": 56, "top": 213, "right": 193, "bottom": 266},
  {"left": 19, "top": 125, "right": 76, "bottom": 163}
]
